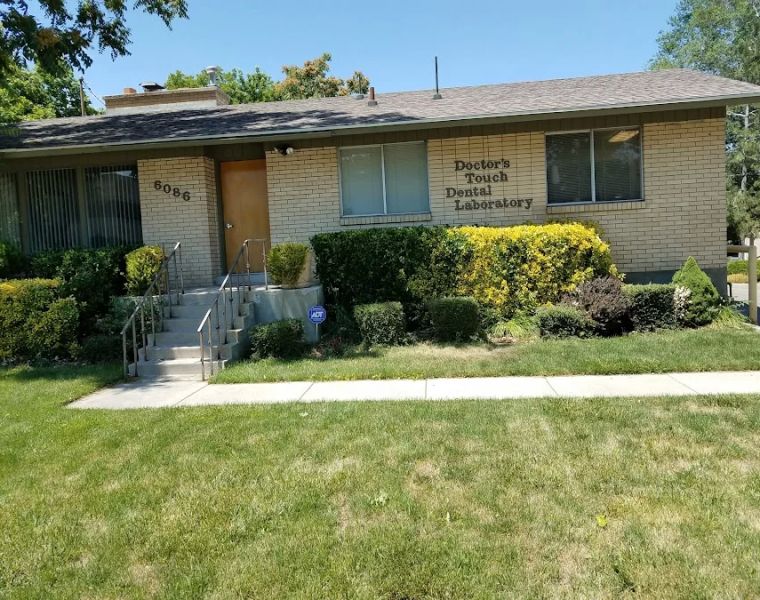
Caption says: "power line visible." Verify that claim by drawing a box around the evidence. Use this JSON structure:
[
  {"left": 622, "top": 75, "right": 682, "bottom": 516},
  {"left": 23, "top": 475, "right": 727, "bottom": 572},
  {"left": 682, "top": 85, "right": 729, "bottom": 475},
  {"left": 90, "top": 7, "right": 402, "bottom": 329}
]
[{"left": 81, "top": 79, "right": 105, "bottom": 107}]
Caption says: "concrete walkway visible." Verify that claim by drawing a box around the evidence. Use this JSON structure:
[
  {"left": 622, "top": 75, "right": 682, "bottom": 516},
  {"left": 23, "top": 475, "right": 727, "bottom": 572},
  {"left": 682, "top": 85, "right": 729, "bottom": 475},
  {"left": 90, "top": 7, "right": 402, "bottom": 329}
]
[{"left": 68, "top": 371, "right": 760, "bottom": 410}]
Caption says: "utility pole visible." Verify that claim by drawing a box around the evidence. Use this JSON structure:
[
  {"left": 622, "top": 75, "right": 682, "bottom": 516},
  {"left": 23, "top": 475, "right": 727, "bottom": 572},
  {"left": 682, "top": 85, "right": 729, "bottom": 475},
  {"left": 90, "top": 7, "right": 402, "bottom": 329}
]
[{"left": 79, "top": 77, "right": 86, "bottom": 117}]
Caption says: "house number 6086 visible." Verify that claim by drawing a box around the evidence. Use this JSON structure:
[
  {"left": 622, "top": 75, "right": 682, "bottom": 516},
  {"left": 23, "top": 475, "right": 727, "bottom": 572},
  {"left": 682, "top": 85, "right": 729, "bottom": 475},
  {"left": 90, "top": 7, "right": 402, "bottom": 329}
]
[{"left": 154, "top": 180, "right": 191, "bottom": 202}]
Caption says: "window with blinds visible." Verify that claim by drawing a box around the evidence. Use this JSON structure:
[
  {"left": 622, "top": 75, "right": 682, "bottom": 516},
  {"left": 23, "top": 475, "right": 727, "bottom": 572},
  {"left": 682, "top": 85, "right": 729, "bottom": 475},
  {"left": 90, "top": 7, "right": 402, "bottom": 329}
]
[
  {"left": 340, "top": 142, "right": 430, "bottom": 216},
  {"left": 22, "top": 164, "right": 142, "bottom": 253},
  {"left": 0, "top": 173, "right": 21, "bottom": 245},
  {"left": 546, "top": 128, "right": 642, "bottom": 205},
  {"left": 27, "top": 169, "right": 80, "bottom": 252},
  {"left": 85, "top": 165, "right": 142, "bottom": 247}
]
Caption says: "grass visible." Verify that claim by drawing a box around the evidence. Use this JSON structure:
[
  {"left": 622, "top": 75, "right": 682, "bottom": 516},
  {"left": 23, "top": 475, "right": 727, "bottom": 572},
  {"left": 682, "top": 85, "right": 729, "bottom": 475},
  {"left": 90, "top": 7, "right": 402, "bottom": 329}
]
[
  {"left": 728, "top": 258, "right": 759, "bottom": 283},
  {"left": 213, "top": 322, "right": 760, "bottom": 383},
  {"left": 3, "top": 364, "right": 760, "bottom": 597}
]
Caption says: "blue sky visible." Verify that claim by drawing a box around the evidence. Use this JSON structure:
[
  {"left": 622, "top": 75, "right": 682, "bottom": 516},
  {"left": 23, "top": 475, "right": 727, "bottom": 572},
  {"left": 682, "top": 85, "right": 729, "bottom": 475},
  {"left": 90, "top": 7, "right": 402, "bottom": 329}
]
[{"left": 82, "top": 0, "right": 679, "bottom": 106}]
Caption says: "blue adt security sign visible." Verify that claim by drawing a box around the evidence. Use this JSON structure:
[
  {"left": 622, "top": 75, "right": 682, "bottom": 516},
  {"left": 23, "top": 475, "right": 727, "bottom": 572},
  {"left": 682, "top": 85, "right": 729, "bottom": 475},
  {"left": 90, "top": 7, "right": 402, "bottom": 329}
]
[{"left": 308, "top": 305, "right": 327, "bottom": 324}]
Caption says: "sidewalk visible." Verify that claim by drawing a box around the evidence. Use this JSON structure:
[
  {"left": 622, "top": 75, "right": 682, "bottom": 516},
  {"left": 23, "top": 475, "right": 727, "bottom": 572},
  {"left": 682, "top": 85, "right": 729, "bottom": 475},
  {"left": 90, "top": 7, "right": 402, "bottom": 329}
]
[{"left": 68, "top": 371, "right": 760, "bottom": 410}]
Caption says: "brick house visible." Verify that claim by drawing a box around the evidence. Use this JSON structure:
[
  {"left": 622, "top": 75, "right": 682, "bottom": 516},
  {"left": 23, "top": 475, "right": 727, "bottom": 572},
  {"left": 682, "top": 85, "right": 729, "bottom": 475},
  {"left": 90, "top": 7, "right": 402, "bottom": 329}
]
[{"left": 2, "top": 69, "right": 760, "bottom": 289}]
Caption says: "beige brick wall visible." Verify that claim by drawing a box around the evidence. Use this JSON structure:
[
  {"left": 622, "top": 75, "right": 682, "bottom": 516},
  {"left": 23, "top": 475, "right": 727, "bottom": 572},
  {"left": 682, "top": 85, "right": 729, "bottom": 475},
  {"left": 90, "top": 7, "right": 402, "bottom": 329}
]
[
  {"left": 137, "top": 156, "right": 221, "bottom": 287},
  {"left": 266, "top": 117, "right": 726, "bottom": 278}
]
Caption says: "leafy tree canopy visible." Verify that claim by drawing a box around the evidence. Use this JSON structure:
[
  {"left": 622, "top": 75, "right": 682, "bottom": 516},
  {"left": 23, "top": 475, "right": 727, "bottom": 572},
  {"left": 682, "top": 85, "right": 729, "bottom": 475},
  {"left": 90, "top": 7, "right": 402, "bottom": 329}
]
[
  {"left": 0, "top": 63, "right": 95, "bottom": 123},
  {"left": 0, "top": 0, "right": 188, "bottom": 79},
  {"left": 652, "top": 0, "right": 760, "bottom": 240},
  {"left": 165, "top": 53, "right": 370, "bottom": 104},
  {"left": 166, "top": 67, "right": 277, "bottom": 103}
]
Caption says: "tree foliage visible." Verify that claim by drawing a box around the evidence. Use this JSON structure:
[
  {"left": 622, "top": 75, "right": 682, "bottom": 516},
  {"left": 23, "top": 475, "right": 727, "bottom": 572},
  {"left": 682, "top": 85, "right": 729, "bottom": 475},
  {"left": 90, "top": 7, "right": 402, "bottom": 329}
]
[
  {"left": 0, "top": 0, "right": 188, "bottom": 79},
  {"left": 652, "top": 0, "right": 760, "bottom": 240},
  {"left": 165, "top": 67, "right": 277, "bottom": 103},
  {"left": 165, "top": 53, "right": 370, "bottom": 104},
  {"left": 0, "top": 63, "right": 95, "bottom": 123}
]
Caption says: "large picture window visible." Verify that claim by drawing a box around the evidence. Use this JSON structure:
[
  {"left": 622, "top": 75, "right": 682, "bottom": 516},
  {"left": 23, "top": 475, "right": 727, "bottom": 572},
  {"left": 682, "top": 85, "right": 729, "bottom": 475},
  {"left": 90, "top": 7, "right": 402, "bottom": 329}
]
[
  {"left": 546, "top": 128, "right": 642, "bottom": 204},
  {"left": 340, "top": 142, "right": 430, "bottom": 216},
  {"left": 21, "top": 164, "right": 142, "bottom": 253}
]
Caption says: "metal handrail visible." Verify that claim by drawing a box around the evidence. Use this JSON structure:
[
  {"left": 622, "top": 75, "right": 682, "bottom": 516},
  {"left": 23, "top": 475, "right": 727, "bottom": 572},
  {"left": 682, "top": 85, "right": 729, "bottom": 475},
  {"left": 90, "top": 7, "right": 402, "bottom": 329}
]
[
  {"left": 120, "top": 242, "right": 184, "bottom": 378},
  {"left": 197, "top": 238, "right": 269, "bottom": 380}
]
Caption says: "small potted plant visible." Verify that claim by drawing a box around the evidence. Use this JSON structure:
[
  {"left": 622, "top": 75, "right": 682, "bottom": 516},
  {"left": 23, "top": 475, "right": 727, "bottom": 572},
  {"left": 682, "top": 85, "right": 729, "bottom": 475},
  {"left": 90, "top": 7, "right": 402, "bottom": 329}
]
[{"left": 266, "top": 242, "right": 313, "bottom": 288}]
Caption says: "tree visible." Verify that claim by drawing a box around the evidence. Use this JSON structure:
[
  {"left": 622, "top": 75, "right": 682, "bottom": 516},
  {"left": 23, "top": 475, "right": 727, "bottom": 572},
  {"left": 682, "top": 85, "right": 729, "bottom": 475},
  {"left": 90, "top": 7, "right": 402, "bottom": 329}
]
[
  {"left": 166, "top": 67, "right": 276, "bottom": 103},
  {"left": 0, "top": 63, "right": 95, "bottom": 122},
  {"left": 165, "top": 54, "right": 371, "bottom": 104},
  {"left": 346, "top": 71, "right": 370, "bottom": 95},
  {"left": 652, "top": 0, "right": 760, "bottom": 242},
  {"left": 0, "top": 0, "right": 188, "bottom": 79}
]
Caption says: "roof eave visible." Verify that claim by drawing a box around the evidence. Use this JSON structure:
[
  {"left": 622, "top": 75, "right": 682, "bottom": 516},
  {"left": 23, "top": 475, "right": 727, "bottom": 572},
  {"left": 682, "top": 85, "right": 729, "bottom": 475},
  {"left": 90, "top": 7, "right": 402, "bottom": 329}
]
[{"left": 1, "top": 93, "right": 757, "bottom": 159}]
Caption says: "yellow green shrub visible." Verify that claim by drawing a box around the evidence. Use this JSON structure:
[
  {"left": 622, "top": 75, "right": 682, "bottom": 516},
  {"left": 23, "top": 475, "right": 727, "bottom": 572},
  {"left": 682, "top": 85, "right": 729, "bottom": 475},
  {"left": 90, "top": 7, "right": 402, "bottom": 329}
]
[{"left": 445, "top": 223, "right": 617, "bottom": 317}]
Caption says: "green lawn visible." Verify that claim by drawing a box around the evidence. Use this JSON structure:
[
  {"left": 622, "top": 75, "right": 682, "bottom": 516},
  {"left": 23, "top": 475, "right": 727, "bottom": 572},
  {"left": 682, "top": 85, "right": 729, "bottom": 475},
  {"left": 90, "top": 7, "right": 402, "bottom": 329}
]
[
  {"left": 213, "top": 322, "right": 760, "bottom": 383},
  {"left": 3, "top": 365, "right": 760, "bottom": 597}
]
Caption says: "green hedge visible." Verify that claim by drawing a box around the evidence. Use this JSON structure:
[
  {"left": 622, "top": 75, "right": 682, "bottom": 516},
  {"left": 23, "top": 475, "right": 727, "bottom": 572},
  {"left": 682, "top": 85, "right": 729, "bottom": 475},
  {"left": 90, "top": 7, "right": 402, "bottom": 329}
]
[
  {"left": 536, "top": 305, "right": 596, "bottom": 338},
  {"left": 249, "top": 319, "right": 305, "bottom": 359},
  {"left": 312, "top": 227, "right": 445, "bottom": 321},
  {"left": 354, "top": 302, "right": 406, "bottom": 346},
  {"left": 29, "top": 246, "right": 130, "bottom": 329},
  {"left": 427, "top": 296, "right": 480, "bottom": 342},
  {"left": 624, "top": 284, "right": 677, "bottom": 331},
  {"left": 312, "top": 224, "right": 616, "bottom": 323},
  {"left": 0, "top": 279, "right": 79, "bottom": 361}
]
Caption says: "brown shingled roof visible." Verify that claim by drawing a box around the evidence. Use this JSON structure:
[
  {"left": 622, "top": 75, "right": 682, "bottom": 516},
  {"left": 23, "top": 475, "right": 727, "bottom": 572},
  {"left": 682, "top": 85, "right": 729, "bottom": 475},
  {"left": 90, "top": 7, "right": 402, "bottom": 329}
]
[{"left": 2, "top": 69, "right": 760, "bottom": 154}]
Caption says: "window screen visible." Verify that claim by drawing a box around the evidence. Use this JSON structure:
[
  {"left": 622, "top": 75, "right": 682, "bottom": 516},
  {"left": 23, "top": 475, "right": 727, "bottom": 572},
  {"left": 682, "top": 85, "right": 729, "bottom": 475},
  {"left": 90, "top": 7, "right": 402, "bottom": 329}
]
[
  {"left": 546, "top": 133, "right": 592, "bottom": 204},
  {"left": 340, "top": 147, "right": 384, "bottom": 216},
  {"left": 384, "top": 143, "right": 430, "bottom": 215},
  {"left": 340, "top": 142, "right": 430, "bottom": 216},
  {"left": 594, "top": 129, "right": 642, "bottom": 202},
  {"left": 546, "top": 128, "right": 642, "bottom": 205}
]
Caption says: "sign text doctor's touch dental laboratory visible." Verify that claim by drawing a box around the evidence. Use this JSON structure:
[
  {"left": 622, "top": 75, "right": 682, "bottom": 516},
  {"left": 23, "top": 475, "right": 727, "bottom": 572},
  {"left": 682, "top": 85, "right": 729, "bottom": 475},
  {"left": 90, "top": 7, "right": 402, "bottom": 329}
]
[{"left": 446, "top": 159, "right": 533, "bottom": 211}]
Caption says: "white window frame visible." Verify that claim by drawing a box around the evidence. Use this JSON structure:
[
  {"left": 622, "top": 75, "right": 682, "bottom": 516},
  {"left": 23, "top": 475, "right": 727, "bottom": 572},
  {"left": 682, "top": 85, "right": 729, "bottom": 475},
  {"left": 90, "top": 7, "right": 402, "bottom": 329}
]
[
  {"left": 338, "top": 141, "right": 430, "bottom": 217},
  {"left": 545, "top": 126, "right": 644, "bottom": 205}
]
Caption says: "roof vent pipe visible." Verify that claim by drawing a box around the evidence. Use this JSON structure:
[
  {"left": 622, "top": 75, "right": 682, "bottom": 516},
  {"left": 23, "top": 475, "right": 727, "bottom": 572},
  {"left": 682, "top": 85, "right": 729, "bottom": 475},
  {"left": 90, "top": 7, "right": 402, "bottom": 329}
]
[
  {"left": 367, "top": 86, "right": 377, "bottom": 107},
  {"left": 432, "top": 56, "right": 442, "bottom": 100},
  {"left": 205, "top": 65, "right": 220, "bottom": 87}
]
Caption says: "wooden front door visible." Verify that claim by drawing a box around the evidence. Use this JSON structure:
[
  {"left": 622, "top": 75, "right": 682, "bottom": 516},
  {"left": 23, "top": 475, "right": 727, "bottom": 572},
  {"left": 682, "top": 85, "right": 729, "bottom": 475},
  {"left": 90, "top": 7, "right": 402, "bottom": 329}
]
[{"left": 220, "top": 160, "right": 271, "bottom": 272}]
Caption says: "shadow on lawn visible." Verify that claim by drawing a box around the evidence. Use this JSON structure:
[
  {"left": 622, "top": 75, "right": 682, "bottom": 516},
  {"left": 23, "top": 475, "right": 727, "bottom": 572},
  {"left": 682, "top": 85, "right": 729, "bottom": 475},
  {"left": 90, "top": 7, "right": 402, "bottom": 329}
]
[{"left": 0, "top": 362, "right": 122, "bottom": 385}]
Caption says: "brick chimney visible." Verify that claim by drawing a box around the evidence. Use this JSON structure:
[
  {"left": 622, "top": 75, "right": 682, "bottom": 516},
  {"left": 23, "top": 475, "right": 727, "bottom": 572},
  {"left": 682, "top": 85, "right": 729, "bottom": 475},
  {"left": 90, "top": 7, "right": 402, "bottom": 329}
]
[{"left": 104, "top": 85, "right": 231, "bottom": 114}]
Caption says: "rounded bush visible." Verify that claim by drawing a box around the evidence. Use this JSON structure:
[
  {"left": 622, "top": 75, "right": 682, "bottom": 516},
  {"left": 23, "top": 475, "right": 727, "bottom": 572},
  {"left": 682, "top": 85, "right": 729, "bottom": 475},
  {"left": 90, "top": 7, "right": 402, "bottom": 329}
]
[
  {"left": 126, "top": 246, "right": 165, "bottom": 296},
  {"left": 536, "top": 305, "right": 595, "bottom": 338},
  {"left": 249, "top": 319, "right": 305, "bottom": 359},
  {"left": 354, "top": 302, "right": 406, "bottom": 346},
  {"left": 427, "top": 296, "right": 480, "bottom": 341},
  {"left": 624, "top": 284, "right": 677, "bottom": 331},
  {"left": 562, "top": 276, "right": 629, "bottom": 336},
  {"left": 267, "top": 243, "right": 309, "bottom": 287}
]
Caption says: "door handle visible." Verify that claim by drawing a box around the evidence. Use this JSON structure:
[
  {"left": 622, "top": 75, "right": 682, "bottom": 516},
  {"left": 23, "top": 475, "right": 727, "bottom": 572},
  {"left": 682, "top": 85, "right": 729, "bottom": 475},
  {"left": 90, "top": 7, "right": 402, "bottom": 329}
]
[{"left": 225, "top": 223, "right": 234, "bottom": 230}]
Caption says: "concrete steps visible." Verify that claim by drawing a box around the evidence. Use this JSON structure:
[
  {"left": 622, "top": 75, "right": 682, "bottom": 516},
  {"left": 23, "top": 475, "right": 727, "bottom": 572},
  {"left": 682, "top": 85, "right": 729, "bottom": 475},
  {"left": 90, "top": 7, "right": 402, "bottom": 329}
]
[{"left": 129, "top": 286, "right": 256, "bottom": 381}]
